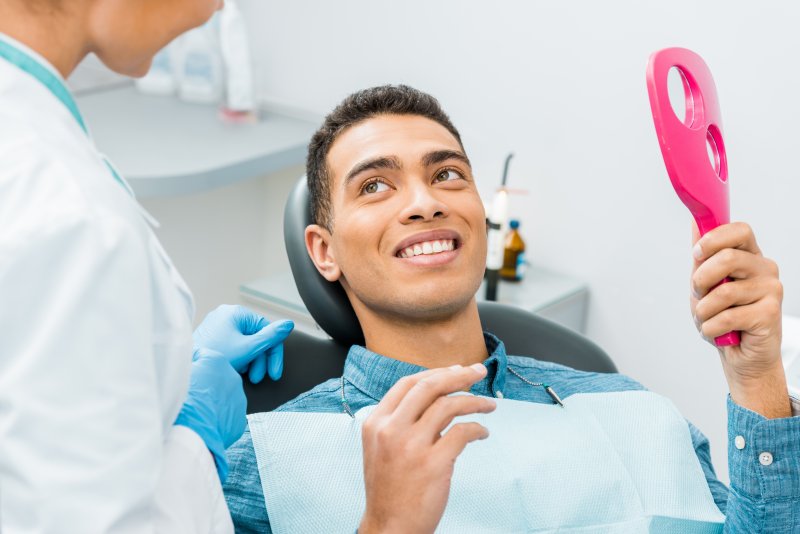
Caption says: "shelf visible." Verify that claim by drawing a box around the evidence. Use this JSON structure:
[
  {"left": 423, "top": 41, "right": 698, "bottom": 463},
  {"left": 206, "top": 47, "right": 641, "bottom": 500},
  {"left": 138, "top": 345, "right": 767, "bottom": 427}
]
[{"left": 76, "top": 86, "right": 318, "bottom": 197}]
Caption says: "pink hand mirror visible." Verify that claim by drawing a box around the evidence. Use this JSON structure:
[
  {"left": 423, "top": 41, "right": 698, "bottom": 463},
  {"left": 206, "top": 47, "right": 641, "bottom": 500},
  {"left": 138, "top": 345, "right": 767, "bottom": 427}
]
[{"left": 647, "top": 47, "right": 740, "bottom": 347}]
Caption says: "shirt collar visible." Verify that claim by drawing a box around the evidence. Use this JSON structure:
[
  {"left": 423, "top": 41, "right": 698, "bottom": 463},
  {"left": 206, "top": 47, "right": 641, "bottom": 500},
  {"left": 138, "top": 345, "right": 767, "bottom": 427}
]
[{"left": 343, "top": 332, "right": 508, "bottom": 401}]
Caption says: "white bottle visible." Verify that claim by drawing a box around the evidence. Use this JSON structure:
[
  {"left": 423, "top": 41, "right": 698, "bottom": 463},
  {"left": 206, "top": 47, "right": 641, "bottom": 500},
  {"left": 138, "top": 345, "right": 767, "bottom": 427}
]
[
  {"left": 219, "top": 0, "right": 256, "bottom": 113},
  {"left": 177, "top": 17, "right": 223, "bottom": 104},
  {"left": 135, "top": 44, "right": 177, "bottom": 95}
]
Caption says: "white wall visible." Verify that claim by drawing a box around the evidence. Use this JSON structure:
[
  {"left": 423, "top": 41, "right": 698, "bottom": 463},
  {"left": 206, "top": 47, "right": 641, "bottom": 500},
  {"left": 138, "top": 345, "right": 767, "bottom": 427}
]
[
  {"left": 139, "top": 164, "right": 303, "bottom": 323},
  {"left": 238, "top": 0, "right": 800, "bottom": 482}
]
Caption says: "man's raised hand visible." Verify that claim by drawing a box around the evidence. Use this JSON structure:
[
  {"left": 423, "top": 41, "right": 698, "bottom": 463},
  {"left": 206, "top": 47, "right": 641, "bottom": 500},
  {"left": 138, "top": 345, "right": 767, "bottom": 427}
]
[{"left": 358, "top": 364, "right": 497, "bottom": 534}]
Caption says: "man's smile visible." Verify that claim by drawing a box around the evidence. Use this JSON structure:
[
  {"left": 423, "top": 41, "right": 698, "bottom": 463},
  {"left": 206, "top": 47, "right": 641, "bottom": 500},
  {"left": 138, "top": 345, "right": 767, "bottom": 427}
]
[{"left": 393, "top": 229, "right": 463, "bottom": 266}]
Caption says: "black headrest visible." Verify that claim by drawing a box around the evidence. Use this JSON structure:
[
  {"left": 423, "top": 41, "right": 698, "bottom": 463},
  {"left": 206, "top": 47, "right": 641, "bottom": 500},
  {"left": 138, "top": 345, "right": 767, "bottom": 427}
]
[{"left": 283, "top": 176, "right": 365, "bottom": 346}]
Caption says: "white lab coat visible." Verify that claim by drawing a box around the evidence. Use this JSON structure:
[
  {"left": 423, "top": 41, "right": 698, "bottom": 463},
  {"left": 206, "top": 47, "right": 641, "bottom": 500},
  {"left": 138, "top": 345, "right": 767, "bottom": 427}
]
[{"left": 0, "top": 38, "right": 233, "bottom": 533}]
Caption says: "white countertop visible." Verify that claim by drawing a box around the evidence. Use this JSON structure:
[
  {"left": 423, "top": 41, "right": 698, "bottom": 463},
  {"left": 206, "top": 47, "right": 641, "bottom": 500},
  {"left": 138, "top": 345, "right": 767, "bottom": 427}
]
[{"left": 76, "top": 86, "right": 318, "bottom": 197}]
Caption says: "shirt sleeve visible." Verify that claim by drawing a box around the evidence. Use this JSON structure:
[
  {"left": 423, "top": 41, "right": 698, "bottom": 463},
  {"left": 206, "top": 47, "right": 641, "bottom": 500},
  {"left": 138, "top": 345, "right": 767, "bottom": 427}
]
[
  {"left": 723, "top": 395, "right": 800, "bottom": 533},
  {"left": 223, "top": 425, "right": 273, "bottom": 533}
]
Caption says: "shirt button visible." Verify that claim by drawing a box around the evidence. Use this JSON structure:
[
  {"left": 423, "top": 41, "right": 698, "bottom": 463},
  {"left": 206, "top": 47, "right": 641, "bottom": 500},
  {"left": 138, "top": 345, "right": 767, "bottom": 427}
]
[
  {"left": 759, "top": 452, "right": 774, "bottom": 466},
  {"left": 495, "top": 391, "right": 504, "bottom": 399},
  {"left": 734, "top": 435, "right": 746, "bottom": 450}
]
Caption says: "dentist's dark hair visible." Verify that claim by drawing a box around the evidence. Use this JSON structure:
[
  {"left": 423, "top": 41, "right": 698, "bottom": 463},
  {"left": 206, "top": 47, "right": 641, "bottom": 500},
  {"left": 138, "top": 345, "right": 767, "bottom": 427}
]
[{"left": 306, "top": 85, "right": 464, "bottom": 231}]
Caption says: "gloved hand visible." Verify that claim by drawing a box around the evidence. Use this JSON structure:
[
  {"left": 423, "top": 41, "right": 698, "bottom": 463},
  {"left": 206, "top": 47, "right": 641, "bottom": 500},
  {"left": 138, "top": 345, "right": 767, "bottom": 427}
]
[
  {"left": 193, "top": 305, "right": 294, "bottom": 384},
  {"left": 174, "top": 349, "right": 247, "bottom": 483}
]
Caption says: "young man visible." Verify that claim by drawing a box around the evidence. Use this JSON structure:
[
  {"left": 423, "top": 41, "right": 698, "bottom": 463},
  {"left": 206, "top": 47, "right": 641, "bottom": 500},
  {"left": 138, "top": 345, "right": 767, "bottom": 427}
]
[{"left": 223, "top": 85, "right": 799, "bottom": 532}]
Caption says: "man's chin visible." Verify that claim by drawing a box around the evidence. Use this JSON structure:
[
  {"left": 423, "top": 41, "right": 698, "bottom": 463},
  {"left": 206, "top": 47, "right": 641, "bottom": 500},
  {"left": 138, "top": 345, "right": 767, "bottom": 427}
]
[{"left": 375, "top": 291, "right": 480, "bottom": 323}]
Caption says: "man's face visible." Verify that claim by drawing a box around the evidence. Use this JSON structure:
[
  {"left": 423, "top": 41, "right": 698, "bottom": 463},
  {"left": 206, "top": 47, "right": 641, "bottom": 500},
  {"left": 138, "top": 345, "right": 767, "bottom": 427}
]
[{"left": 306, "top": 114, "right": 488, "bottom": 322}]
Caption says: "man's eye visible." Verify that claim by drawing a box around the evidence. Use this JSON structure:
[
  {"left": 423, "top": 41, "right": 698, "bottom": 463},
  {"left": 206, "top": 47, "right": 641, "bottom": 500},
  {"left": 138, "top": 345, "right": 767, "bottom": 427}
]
[
  {"left": 362, "top": 180, "right": 390, "bottom": 194},
  {"left": 434, "top": 169, "right": 463, "bottom": 183}
]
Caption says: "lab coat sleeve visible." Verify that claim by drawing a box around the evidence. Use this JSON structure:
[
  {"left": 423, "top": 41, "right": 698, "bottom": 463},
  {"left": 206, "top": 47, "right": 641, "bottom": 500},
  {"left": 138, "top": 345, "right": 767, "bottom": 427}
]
[
  {"left": 156, "top": 425, "right": 234, "bottom": 533},
  {"left": 0, "top": 165, "right": 229, "bottom": 532}
]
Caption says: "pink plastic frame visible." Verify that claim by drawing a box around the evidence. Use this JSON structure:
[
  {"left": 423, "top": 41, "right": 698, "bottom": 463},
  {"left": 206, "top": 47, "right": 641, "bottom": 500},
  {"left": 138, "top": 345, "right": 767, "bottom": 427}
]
[{"left": 647, "top": 47, "right": 740, "bottom": 347}]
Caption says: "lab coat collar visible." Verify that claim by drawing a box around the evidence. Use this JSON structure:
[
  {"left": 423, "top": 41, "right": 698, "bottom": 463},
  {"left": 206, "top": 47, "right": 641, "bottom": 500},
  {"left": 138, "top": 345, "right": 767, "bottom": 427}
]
[
  {"left": 0, "top": 33, "right": 136, "bottom": 198},
  {"left": 0, "top": 32, "right": 87, "bottom": 133},
  {"left": 343, "top": 332, "right": 508, "bottom": 402}
]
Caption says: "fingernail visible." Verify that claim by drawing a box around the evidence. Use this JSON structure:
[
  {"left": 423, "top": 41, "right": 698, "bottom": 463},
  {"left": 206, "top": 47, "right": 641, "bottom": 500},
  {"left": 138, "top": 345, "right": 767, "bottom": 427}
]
[
  {"left": 470, "top": 363, "right": 486, "bottom": 374},
  {"left": 692, "top": 287, "right": 701, "bottom": 299},
  {"left": 692, "top": 243, "right": 703, "bottom": 260}
]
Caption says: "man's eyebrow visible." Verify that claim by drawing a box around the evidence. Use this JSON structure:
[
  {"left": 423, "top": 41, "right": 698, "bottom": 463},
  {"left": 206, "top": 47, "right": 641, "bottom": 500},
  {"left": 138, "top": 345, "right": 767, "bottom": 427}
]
[
  {"left": 421, "top": 149, "right": 471, "bottom": 168},
  {"left": 343, "top": 156, "right": 402, "bottom": 187}
]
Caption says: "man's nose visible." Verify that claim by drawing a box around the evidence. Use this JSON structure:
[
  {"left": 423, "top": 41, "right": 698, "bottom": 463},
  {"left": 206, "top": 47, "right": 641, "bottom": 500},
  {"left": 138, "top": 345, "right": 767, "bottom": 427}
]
[{"left": 397, "top": 183, "right": 449, "bottom": 223}]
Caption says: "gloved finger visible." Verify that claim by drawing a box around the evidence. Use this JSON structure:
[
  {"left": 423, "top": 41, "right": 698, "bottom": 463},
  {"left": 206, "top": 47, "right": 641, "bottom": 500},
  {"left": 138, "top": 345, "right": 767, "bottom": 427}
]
[
  {"left": 267, "top": 342, "right": 284, "bottom": 381},
  {"left": 232, "top": 305, "right": 269, "bottom": 335},
  {"left": 247, "top": 352, "right": 268, "bottom": 384},
  {"left": 193, "top": 347, "right": 224, "bottom": 362},
  {"left": 247, "top": 320, "right": 295, "bottom": 355}
]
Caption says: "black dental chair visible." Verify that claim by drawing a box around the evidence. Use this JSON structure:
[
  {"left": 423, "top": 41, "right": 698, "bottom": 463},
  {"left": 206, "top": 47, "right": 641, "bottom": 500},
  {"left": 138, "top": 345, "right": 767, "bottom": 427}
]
[{"left": 243, "top": 177, "right": 617, "bottom": 413}]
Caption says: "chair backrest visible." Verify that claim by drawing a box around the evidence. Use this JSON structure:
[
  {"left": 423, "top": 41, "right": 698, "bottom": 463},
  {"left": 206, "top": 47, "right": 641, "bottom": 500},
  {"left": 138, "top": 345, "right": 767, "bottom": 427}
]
[{"left": 244, "top": 177, "right": 617, "bottom": 413}]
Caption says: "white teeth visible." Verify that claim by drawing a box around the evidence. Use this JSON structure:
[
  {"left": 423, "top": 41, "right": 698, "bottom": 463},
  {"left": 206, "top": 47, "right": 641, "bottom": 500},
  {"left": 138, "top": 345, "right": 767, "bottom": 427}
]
[{"left": 398, "top": 239, "right": 457, "bottom": 258}]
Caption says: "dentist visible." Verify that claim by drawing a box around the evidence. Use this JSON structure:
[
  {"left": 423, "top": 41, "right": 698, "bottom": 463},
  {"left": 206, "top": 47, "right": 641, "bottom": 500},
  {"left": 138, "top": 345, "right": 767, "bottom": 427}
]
[{"left": 0, "top": 1, "right": 292, "bottom": 532}]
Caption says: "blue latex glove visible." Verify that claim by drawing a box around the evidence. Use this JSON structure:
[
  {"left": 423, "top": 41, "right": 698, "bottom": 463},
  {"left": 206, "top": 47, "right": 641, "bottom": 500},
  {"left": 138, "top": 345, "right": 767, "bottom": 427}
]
[
  {"left": 174, "top": 349, "right": 247, "bottom": 483},
  {"left": 193, "top": 305, "right": 294, "bottom": 384}
]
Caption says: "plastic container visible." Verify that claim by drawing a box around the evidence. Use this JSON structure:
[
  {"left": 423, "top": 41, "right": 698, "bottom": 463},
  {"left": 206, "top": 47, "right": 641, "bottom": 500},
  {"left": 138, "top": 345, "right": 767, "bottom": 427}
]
[
  {"left": 220, "top": 0, "right": 256, "bottom": 113},
  {"left": 135, "top": 44, "right": 177, "bottom": 95},
  {"left": 501, "top": 219, "right": 526, "bottom": 281},
  {"left": 177, "top": 18, "right": 223, "bottom": 104}
]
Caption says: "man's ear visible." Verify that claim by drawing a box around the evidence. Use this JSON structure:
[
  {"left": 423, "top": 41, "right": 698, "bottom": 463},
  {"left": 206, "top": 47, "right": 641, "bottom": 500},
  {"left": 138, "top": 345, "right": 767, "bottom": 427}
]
[{"left": 305, "top": 224, "right": 342, "bottom": 282}]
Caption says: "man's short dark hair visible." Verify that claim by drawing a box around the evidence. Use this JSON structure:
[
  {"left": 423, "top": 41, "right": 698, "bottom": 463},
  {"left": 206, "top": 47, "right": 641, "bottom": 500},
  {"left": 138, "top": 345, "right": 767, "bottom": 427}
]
[{"left": 306, "top": 85, "right": 463, "bottom": 230}]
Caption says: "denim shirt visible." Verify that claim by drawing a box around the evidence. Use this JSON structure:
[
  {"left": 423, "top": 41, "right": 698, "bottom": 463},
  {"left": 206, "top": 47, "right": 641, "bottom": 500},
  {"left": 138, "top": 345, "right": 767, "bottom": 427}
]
[{"left": 223, "top": 333, "right": 800, "bottom": 533}]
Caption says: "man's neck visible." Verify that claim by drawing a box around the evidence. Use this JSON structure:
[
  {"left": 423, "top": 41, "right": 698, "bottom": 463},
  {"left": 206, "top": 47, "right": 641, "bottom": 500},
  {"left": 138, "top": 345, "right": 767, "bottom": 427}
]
[
  {"left": 358, "top": 299, "right": 488, "bottom": 369},
  {"left": 0, "top": 4, "right": 90, "bottom": 78}
]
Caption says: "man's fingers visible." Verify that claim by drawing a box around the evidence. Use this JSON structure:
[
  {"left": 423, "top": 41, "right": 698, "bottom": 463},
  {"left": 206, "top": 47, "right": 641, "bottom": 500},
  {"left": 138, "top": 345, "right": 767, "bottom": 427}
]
[
  {"left": 699, "top": 297, "right": 782, "bottom": 340},
  {"left": 371, "top": 368, "right": 449, "bottom": 418},
  {"left": 693, "top": 222, "right": 762, "bottom": 264},
  {"left": 415, "top": 394, "right": 496, "bottom": 442},
  {"left": 695, "top": 278, "right": 778, "bottom": 324},
  {"left": 392, "top": 365, "right": 488, "bottom": 426},
  {"left": 692, "top": 248, "right": 777, "bottom": 298},
  {"left": 434, "top": 422, "right": 490, "bottom": 461}
]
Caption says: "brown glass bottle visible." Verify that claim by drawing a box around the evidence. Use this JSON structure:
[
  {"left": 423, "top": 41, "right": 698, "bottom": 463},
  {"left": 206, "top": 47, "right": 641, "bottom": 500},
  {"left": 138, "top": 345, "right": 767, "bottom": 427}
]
[{"left": 501, "top": 219, "right": 526, "bottom": 281}]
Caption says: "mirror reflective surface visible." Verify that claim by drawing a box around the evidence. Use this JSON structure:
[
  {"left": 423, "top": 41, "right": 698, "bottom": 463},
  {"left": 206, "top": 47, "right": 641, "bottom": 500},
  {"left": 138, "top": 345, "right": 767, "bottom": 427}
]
[{"left": 667, "top": 66, "right": 693, "bottom": 127}]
